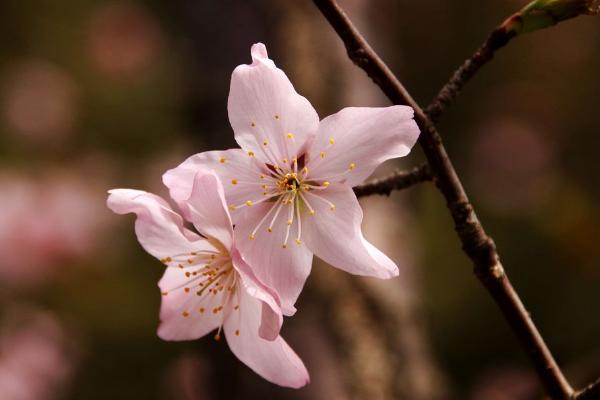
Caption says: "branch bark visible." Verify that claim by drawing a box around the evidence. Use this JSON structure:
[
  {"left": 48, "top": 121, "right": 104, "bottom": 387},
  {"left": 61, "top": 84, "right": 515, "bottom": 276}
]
[
  {"left": 311, "top": 1, "right": 576, "bottom": 398},
  {"left": 575, "top": 377, "right": 600, "bottom": 400},
  {"left": 424, "top": 26, "right": 515, "bottom": 123},
  {"left": 354, "top": 164, "right": 432, "bottom": 198}
]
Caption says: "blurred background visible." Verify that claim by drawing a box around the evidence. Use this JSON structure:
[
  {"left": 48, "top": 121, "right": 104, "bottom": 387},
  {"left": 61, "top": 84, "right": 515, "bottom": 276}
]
[{"left": 0, "top": 0, "right": 599, "bottom": 399}]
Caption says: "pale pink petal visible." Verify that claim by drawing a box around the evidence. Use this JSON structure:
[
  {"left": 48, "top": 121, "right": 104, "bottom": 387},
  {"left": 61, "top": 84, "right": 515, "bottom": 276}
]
[
  {"left": 231, "top": 248, "right": 282, "bottom": 341},
  {"left": 301, "top": 184, "right": 398, "bottom": 278},
  {"left": 157, "top": 266, "right": 227, "bottom": 341},
  {"left": 235, "top": 202, "right": 313, "bottom": 316},
  {"left": 186, "top": 170, "right": 234, "bottom": 250},
  {"left": 107, "top": 189, "right": 211, "bottom": 259},
  {"left": 228, "top": 43, "right": 319, "bottom": 165},
  {"left": 224, "top": 288, "right": 309, "bottom": 388},
  {"left": 307, "top": 106, "right": 419, "bottom": 187},
  {"left": 163, "top": 149, "right": 267, "bottom": 224}
]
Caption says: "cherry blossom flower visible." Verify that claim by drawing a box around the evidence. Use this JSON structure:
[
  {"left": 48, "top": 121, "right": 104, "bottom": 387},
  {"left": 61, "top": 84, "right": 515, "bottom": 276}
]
[
  {"left": 163, "top": 43, "right": 420, "bottom": 315},
  {"left": 107, "top": 170, "right": 308, "bottom": 388}
]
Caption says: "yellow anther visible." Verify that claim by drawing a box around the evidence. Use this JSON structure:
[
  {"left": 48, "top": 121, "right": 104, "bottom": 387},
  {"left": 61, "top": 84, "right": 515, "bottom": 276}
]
[
  {"left": 274, "top": 114, "right": 280, "bottom": 119},
  {"left": 249, "top": 233, "right": 255, "bottom": 240},
  {"left": 322, "top": 181, "right": 330, "bottom": 187},
  {"left": 320, "top": 151, "right": 326, "bottom": 158},
  {"left": 199, "top": 307, "right": 205, "bottom": 313},
  {"left": 261, "top": 184, "right": 267, "bottom": 189},
  {"left": 219, "top": 157, "right": 226, "bottom": 163},
  {"left": 267, "top": 227, "right": 273, "bottom": 233},
  {"left": 330, "top": 204, "right": 336, "bottom": 211},
  {"left": 287, "top": 132, "right": 294, "bottom": 139},
  {"left": 295, "top": 239, "right": 302, "bottom": 245},
  {"left": 283, "top": 159, "right": 288, "bottom": 164},
  {"left": 235, "top": 329, "right": 240, "bottom": 336},
  {"left": 251, "top": 121, "right": 256, "bottom": 127},
  {"left": 248, "top": 151, "right": 255, "bottom": 157},
  {"left": 184, "top": 287, "right": 190, "bottom": 293},
  {"left": 263, "top": 139, "right": 268, "bottom": 146},
  {"left": 190, "top": 252, "right": 197, "bottom": 255},
  {"left": 260, "top": 174, "right": 265, "bottom": 179},
  {"left": 234, "top": 305, "right": 240, "bottom": 310},
  {"left": 287, "top": 219, "right": 293, "bottom": 225},
  {"left": 309, "top": 209, "right": 316, "bottom": 216},
  {"left": 245, "top": 200, "right": 253, "bottom": 207},
  {"left": 349, "top": 162, "right": 356, "bottom": 170},
  {"left": 231, "top": 179, "right": 238, "bottom": 185},
  {"left": 282, "top": 244, "right": 288, "bottom": 249},
  {"left": 228, "top": 204, "right": 236, "bottom": 210},
  {"left": 185, "top": 272, "right": 191, "bottom": 278},
  {"left": 161, "top": 292, "right": 168, "bottom": 296},
  {"left": 182, "top": 311, "right": 189, "bottom": 317},
  {"left": 329, "top": 137, "right": 335, "bottom": 145},
  {"left": 214, "top": 334, "right": 221, "bottom": 341}
]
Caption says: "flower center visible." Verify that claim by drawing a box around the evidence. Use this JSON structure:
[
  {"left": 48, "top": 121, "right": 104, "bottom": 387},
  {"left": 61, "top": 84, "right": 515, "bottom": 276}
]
[
  {"left": 159, "top": 246, "right": 242, "bottom": 340},
  {"left": 277, "top": 172, "right": 301, "bottom": 193}
]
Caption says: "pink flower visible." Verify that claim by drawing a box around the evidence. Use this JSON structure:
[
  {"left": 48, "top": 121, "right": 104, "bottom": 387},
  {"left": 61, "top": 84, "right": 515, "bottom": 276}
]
[
  {"left": 163, "top": 43, "right": 420, "bottom": 315},
  {"left": 107, "top": 170, "right": 308, "bottom": 388}
]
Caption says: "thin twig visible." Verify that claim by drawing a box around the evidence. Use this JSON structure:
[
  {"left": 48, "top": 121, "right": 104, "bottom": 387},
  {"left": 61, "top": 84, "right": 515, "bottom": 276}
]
[
  {"left": 354, "top": 164, "right": 432, "bottom": 198},
  {"left": 424, "top": 26, "right": 515, "bottom": 123},
  {"left": 575, "top": 377, "right": 600, "bottom": 400},
  {"left": 311, "top": 1, "right": 576, "bottom": 398}
]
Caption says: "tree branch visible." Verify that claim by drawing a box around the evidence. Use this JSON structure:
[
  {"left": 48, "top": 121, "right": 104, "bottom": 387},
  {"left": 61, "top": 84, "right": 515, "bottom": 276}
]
[
  {"left": 425, "top": 1, "right": 598, "bottom": 123},
  {"left": 354, "top": 164, "right": 432, "bottom": 198},
  {"left": 424, "top": 26, "right": 515, "bottom": 123},
  {"left": 575, "top": 377, "right": 600, "bottom": 400},
  {"left": 311, "top": 1, "right": 577, "bottom": 398}
]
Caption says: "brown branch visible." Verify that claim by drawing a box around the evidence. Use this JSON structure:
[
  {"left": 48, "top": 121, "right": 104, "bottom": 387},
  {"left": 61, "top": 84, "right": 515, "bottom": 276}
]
[
  {"left": 311, "top": 0, "right": 576, "bottom": 398},
  {"left": 575, "top": 377, "right": 600, "bottom": 400},
  {"left": 425, "top": 1, "right": 598, "bottom": 123},
  {"left": 354, "top": 164, "right": 432, "bottom": 198},
  {"left": 424, "top": 25, "right": 515, "bottom": 123}
]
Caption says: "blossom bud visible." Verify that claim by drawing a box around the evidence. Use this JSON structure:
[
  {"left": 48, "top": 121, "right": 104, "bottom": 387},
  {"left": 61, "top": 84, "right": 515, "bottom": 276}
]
[{"left": 500, "top": 0, "right": 598, "bottom": 35}]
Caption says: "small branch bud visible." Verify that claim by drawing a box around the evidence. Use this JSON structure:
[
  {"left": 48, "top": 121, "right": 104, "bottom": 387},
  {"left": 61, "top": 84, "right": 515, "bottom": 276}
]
[{"left": 503, "top": 0, "right": 599, "bottom": 35}]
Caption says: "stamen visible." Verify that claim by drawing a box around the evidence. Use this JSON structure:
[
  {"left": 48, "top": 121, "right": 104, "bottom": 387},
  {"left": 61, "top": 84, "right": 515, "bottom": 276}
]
[
  {"left": 295, "top": 195, "right": 302, "bottom": 245},
  {"left": 282, "top": 195, "right": 295, "bottom": 248},
  {"left": 298, "top": 192, "right": 316, "bottom": 216},
  {"left": 250, "top": 196, "right": 284, "bottom": 239},
  {"left": 268, "top": 193, "right": 288, "bottom": 232},
  {"left": 304, "top": 191, "right": 336, "bottom": 211},
  {"left": 329, "top": 137, "right": 335, "bottom": 145},
  {"left": 230, "top": 192, "right": 280, "bottom": 210}
]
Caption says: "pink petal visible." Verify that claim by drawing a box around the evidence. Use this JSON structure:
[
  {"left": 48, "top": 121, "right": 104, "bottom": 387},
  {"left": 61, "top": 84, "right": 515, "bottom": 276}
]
[
  {"left": 224, "top": 287, "right": 309, "bottom": 388},
  {"left": 157, "top": 266, "right": 228, "bottom": 341},
  {"left": 163, "top": 149, "right": 267, "bottom": 224},
  {"left": 234, "top": 202, "right": 313, "bottom": 316},
  {"left": 186, "top": 170, "right": 234, "bottom": 250},
  {"left": 307, "top": 106, "right": 419, "bottom": 187},
  {"left": 107, "top": 189, "right": 210, "bottom": 259},
  {"left": 228, "top": 43, "right": 319, "bottom": 165},
  {"left": 301, "top": 184, "right": 398, "bottom": 278},
  {"left": 231, "top": 247, "right": 283, "bottom": 341}
]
